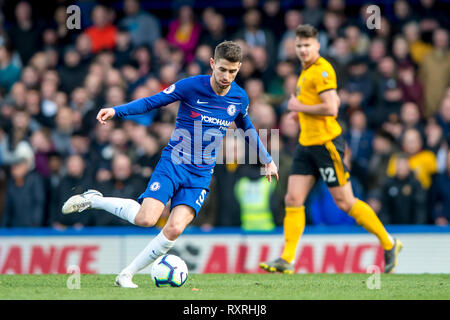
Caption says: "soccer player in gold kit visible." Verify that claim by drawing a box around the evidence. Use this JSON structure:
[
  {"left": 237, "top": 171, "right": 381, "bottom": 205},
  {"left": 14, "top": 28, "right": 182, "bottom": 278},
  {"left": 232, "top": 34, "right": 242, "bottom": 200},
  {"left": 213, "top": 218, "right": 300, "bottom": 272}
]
[{"left": 259, "top": 25, "right": 403, "bottom": 274}]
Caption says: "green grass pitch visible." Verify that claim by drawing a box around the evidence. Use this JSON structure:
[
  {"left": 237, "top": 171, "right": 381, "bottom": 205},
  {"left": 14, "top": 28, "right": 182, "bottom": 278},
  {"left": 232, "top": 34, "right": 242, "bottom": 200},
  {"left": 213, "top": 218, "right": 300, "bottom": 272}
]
[{"left": 0, "top": 274, "right": 449, "bottom": 300}]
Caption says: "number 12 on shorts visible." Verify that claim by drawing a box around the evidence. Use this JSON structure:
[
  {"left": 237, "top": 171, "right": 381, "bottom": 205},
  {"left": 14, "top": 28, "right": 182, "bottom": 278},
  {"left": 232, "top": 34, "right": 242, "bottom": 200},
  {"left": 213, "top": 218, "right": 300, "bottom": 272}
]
[{"left": 319, "top": 167, "right": 336, "bottom": 183}]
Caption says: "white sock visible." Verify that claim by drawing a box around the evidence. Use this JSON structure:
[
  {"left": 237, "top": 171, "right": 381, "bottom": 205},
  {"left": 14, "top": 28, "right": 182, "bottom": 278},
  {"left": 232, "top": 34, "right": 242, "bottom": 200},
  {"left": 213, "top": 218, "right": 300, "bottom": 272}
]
[
  {"left": 121, "top": 231, "right": 176, "bottom": 275},
  {"left": 90, "top": 196, "right": 140, "bottom": 225}
]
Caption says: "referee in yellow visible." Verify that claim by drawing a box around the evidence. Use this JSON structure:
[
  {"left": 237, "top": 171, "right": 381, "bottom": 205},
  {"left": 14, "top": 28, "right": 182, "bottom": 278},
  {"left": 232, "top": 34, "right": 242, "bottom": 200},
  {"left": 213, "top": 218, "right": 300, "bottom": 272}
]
[{"left": 260, "top": 25, "right": 403, "bottom": 274}]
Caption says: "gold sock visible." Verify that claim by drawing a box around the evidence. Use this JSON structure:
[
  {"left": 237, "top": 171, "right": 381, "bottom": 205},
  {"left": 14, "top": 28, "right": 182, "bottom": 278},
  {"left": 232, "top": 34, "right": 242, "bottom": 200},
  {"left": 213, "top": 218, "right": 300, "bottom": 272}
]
[
  {"left": 348, "top": 199, "right": 394, "bottom": 250},
  {"left": 281, "top": 206, "right": 306, "bottom": 263}
]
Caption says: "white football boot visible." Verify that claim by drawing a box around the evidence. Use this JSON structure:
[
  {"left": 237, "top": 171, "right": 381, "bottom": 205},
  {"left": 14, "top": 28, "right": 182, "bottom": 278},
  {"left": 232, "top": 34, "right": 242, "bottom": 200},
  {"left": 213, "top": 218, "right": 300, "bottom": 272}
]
[
  {"left": 61, "top": 189, "right": 103, "bottom": 214},
  {"left": 115, "top": 272, "right": 138, "bottom": 288}
]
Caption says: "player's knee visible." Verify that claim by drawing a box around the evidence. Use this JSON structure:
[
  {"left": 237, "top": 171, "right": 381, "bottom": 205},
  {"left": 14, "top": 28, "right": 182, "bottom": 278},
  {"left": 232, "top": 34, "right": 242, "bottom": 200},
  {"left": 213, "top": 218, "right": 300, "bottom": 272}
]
[
  {"left": 164, "top": 223, "right": 185, "bottom": 240},
  {"left": 335, "top": 198, "right": 353, "bottom": 213},
  {"left": 135, "top": 209, "right": 159, "bottom": 227},
  {"left": 284, "top": 193, "right": 304, "bottom": 207}
]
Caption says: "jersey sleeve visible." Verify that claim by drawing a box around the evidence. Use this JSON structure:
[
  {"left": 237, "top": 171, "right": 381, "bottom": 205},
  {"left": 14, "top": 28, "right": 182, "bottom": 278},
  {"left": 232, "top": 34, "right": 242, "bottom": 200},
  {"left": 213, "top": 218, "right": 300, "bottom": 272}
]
[
  {"left": 113, "top": 78, "right": 190, "bottom": 118},
  {"left": 313, "top": 64, "right": 337, "bottom": 94}
]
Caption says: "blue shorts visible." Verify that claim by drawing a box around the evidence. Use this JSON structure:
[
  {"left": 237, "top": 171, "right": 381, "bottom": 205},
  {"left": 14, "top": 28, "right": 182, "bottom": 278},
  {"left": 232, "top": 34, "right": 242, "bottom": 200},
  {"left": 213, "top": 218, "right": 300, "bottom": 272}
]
[{"left": 137, "top": 156, "right": 213, "bottom": 216}]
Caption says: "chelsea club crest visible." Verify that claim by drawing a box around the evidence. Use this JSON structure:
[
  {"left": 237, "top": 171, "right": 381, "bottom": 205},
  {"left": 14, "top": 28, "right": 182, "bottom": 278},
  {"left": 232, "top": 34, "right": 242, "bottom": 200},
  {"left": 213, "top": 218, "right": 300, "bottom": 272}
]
[
  {"left": 150, "top": 182, "right": 161, "bottom": 191},
  {"left": 227, "top": 104, "right": 236, "bottom": 116}
]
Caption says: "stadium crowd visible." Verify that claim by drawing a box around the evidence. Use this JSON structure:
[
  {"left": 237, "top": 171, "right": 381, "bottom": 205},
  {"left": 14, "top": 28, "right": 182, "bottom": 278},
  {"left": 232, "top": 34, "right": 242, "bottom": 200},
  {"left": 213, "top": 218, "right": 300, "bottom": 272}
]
[{"left": 0, "top": 0, "right": 449, "bottom": 230}]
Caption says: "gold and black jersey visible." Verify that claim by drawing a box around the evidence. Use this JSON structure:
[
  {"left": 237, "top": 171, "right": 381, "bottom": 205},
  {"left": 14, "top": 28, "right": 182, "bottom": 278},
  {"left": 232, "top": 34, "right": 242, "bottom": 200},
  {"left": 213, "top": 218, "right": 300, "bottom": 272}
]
[{"left": 296, "top": 56, "right": 341, "bottom": 146}]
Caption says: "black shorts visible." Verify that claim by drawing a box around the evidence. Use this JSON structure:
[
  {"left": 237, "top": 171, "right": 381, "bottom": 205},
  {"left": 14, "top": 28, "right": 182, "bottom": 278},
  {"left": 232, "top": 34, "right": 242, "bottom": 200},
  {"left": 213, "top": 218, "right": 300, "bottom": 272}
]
[{"left": 290, "top": 134, "right": 350, "bottom": 187}]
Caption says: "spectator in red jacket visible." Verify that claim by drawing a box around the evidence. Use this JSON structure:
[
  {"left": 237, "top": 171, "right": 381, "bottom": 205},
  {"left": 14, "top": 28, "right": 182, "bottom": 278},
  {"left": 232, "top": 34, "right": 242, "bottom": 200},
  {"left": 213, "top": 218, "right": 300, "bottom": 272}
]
[{"left": 84, "top": 5, "right": 117, "bottom": 54}]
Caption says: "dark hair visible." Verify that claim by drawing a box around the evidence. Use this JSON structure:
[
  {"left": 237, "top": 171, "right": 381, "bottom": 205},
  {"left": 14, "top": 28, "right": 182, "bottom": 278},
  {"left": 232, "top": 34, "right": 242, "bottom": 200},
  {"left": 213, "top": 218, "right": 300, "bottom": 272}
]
[
  {"left": 295, "top": 24, "right": 318, "bottom": 39},
  {"left": 214, "top": 41, "right": 242, "bottom": 63}
]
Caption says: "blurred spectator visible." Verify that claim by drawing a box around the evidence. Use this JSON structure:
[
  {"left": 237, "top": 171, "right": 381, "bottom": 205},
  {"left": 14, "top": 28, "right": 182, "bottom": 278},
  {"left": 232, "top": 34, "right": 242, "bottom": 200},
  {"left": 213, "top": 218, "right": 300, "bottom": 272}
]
[
  {"left": 417, "top": 0, "right": 448, "bottom": 30},
  {"left": 0, "top": 37, "right": 21, "bottom": 93},
  {"left": 131, "top": 45, "right": 155, "bottom": 79},
  {"left": 84, "top": 5, "right": 117, "bottom": 53},
  {"left": 419, "top": 28, "right": 450, "bottom": 117},
  {"left": 380, "top": 153, "right": 427, "bottom": 224},
  {"left": 343, "top": 56, "right": 374, "bottom": 109},
  {"left": 6, "top": 1, "right": 43, "bottom": 65},
  {"left": 403, "top": 22, "right": 433, "bottom": 65},
  {"left": 278, "top": 9, "right": 302, "bottom": 61},
  {"left": 302, "top": 0, "right": 324, "bottom": 29},
  {"left": 344, "top": 109, "right": 374, "bottom": 189},
  {"left": 92, "top": 153, "right": 146, "bottom": 226},
  {"left": 392, "top": 0, "right": 419, "bottom": 35},
  {"left": 367, "top": 38, "right": 387, "bottom": 71},
  {"left": 58, "top": 46, "right": 88, "bottom": 95},
  {"left": 387, "top": 128, "right": 437, "bottom": 190},
  {"left": 20, "top": 65, "right": 39, "bottom": 89},
  {"left": 326, "top": 37, "right": 352, "bottom": 87},
  {"left": 424, "top": 118, "right": 444, "bottom": 154},
  {"left": 249, "top": 45, "right": 273, "bottom": 89},
  {"left": 90, "top": 121, "right": 116, "bottom": 169},
  {"left": 30, "top": 128, "right": 55, "bottom": 178},
  {"left": 367, "top": 130, "right": 397, "bottom": 193},
  {"left": 119, "top": 0, "right": 161, "bottom": 48},
  {"left": 430, "top": 148, "right": 450, "bottom": 225},
  {"left": 261, "top": 0, "right": 284, "bottom": 39},
  {"left": 44, "top": 151, "right": 63, "bottom": 226},
  {"left": 114, "top": 28, "right": 133, "bottom": 68},
  {"left": 318, "top": 10, "right": 344, "bottom": 54},
  {"left": 50, "top": 154, "right": 92, "bottom": 229},
  {"left": 373, "top": 56, "right": 403, "bottom": 126},
  {"left": 51, "top": 107, "right": 74, "bottom": 156},
  {"left": 199, "top": 12, "right": 227, "bottom": 49},
  {"left": 167, "top": 5, "right": 202, "bottom": 63},
  {"left": 436, "top": 97, "right": 450, "bottom": 137},
  {"left": 345, "top": 25, "right": 370, "bottom": 56},
  {"left": 398, "top": 62, "right": 424, "bottom": 113},
  {"left": 134, "top": 133, "right": 161, "bottom": 179},
  {"left": 399, "top": 102, "right": 424, "bottom": 135},
  {"left": 75, "top": 33, "right": 93, "bottom": 65},
  {"left": 234, "top": 9, "right": 276, "bottom": 68},
  {"left": 2, "top": 155, "right": 45, "bottom": 227},
  {"left": 392, "top": 35, "right": 413, "bottom": 67},
  {"left": 70, "top": 87, "right": 97, "bottom": 134},
  {"left": 279, "top": 112, "right": 299, "bottom": 156},
  {"left": 53, "top": 6, "right": 75, "bottom": 48}
]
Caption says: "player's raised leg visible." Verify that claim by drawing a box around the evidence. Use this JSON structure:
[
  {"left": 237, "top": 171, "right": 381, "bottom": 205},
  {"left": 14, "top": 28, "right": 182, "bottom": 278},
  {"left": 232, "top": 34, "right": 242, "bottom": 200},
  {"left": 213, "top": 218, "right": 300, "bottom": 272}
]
[
  {"left": 115, "top": 204, "right": 195, "bottom": 288},
  {"left": 62, "top": 189, "right": 142, "bottom": 224},
  {"left": 61, "top": 189, "right": 167, "bottom": 227},
  {"left": 328, "top": 181, "right": 403, "bottom": 273},
  {"left": 259, "top": 174, "right": 315, "bottom": 274}
]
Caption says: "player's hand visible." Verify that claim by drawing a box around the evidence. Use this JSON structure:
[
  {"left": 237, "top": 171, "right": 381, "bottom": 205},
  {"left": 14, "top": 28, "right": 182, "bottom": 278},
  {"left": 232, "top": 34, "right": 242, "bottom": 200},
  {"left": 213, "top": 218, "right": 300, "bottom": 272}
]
[
  {"left": 265, "top": 160, "right": 279, "bottom": 183},
  {"left": 287, "top": 94, "right": 302, "bottom": 112},
  {"left": 96, "top": 108, "right": 116, "bottom": 125}
]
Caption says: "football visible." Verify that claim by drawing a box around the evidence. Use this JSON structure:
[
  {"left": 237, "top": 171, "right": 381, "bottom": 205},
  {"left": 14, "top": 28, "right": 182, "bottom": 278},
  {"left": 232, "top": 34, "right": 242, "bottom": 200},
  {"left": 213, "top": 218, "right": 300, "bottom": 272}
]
[{"left": 151, "top": 254, "right": 188, "bottom": 287}]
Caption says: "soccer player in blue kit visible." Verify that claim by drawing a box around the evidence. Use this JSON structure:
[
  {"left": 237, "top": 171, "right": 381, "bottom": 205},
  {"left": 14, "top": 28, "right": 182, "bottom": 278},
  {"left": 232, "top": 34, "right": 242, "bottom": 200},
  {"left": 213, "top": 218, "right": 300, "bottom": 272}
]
[{"left": 62, "top": 41, "right": 279, "bottom": 288}]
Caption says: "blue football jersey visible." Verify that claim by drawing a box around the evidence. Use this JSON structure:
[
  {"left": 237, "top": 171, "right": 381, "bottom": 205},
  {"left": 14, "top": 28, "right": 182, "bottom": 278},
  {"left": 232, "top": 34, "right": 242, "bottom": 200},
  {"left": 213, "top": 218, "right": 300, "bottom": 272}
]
[{"left": 113, "top": 75, "right": 272, "bottom": 173}]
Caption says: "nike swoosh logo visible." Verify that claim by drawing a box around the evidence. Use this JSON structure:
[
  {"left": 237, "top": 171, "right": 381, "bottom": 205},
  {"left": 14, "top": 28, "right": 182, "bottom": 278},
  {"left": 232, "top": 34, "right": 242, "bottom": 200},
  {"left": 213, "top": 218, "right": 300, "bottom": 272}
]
[{"left": 197, "top": 99, "right": 208, "bottom": 104}]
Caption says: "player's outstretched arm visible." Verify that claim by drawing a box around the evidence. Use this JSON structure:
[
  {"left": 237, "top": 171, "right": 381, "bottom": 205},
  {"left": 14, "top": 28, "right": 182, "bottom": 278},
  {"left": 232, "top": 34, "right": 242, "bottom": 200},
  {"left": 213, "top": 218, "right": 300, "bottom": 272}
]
[{"left": 96, "top": 108, "right": 116, "bottom": 125}]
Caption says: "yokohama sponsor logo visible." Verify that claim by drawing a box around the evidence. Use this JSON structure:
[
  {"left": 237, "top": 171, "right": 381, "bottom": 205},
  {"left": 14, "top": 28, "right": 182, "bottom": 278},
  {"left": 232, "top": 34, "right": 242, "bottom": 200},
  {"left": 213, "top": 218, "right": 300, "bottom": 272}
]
[
  {"left": 0, "top": 245, "right": 99, "bottom": 274},
  {"left": 200, "top": 115, "right": 232, "bottom": 127}
]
